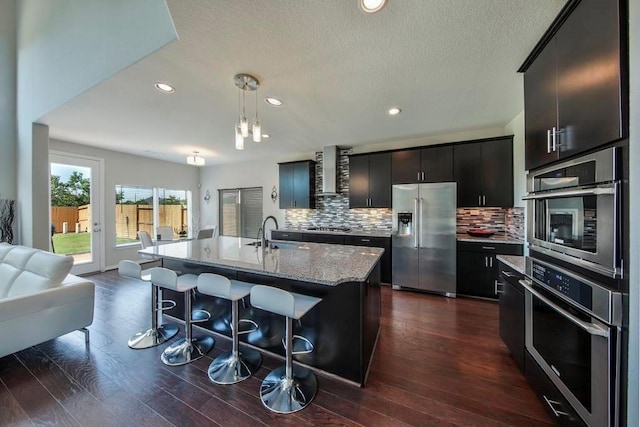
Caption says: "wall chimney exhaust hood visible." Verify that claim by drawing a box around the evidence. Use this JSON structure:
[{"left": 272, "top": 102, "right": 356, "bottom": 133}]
[{"left": 318, "top": 145, "right": 338, "bottom": 195}]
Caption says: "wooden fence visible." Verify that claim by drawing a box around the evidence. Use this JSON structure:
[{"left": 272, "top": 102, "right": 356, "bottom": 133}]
[{"left": 52, "top": 204, "right": 187, "bottom": 239}]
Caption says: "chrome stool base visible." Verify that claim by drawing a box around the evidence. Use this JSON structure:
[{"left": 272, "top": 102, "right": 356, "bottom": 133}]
[
  {"left": 260, "top": 365, "right": 317, "bottom": 414},
  {"left": 161, "top": 336, "right": 215, "bottom": 366},
  {"left": 207, "top": 347, "right": 262, "bottom": 384},
  {"left": 127, "top": 325, "right": 179, "bottom": 349}
]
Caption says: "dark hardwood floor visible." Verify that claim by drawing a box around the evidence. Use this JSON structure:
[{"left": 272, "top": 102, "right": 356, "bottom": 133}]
[{"left": 0, "top": 270, "right": 553, "bottom": 426}]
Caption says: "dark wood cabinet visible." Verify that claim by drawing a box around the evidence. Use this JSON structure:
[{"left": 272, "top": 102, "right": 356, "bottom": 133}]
[
  {"left": 349, "top": 152, "right": 391, "bottom": 208},
  {"left": 344, "top": 235, "right": 391, "bottom": 284},
  {"left": 457, "top": 241, "right": 523, "bottom": 299},
  {"left": 278, "top": 161, "right": 315, "bottom": 209},
  {"left": 498, "top": 261, "right": 525, "bottom": 372},
  {"left": 391, "top": 145, "right": 453, "bottom": 184},
  {"left": 522, "top": 0, "right": 625, "bottom": 171},
  {"left": 302, "top": 233, "right": 344, "bottom": 244},
  {"left": 453, "top": 136, "right": 513, "bottom": 207}
]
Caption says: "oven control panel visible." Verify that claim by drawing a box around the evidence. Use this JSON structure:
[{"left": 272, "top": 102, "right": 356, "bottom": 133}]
[{"left": 531, "top": 262, "right": 593, "bottom": 310}]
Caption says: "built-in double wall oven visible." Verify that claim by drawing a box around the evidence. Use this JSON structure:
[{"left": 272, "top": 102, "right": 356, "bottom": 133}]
[
  {"left": 523, "top": 147, "right": 625, "bottom": 426},
  {"left": 524, "top": 147, "right": 622, "bottom": 278}
]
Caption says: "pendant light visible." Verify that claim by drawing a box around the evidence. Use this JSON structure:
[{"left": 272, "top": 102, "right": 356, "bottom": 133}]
[{"left": 234, "top": 73, "right": 263, "bottom": 149}]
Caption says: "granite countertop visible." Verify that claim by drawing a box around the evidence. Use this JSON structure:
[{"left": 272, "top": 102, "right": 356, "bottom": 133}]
[
  {"left": 139, "top": 236, "right": 384, "bottom": 286},
  {"left": 281, "top": 228, "right": 392, "bottom": 238},
  {"left": 496, "top": 255, "right": 525, "bottom": 274},
  {"left": 456, "top": 233, "right": 524, "bottom": 245}
]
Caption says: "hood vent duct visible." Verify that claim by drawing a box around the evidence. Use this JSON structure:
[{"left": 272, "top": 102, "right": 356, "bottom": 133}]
[{"left": 320, "top": 145, "right": 338, "bottom": 195}]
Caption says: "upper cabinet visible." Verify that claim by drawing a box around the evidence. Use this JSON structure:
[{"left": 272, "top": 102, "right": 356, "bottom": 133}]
[
  {"left": 278, "top": 160, "right": 315, "bottom": 209},
  {"left": 522, "top": 0, "right": 625, "bottom": 171},
  {"left": 349, "top": 152, "right": 391, "bottom": 208},
  {"left": 453, "top": 136, "right": 513, "bottom": 208},
  {"left": 391, "top": 145, "right": 453, "bottom": 184}
]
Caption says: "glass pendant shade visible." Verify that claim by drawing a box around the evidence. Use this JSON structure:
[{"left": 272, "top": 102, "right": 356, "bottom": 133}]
[
  {"left": 240, "top": 115, "right": 249, "bottom": 138},
  {"left": 252, "top": 119, "right": 261, "bottom": 142},
  {"left": 235, "top": 124, "right": 244, "bottom": 150}
]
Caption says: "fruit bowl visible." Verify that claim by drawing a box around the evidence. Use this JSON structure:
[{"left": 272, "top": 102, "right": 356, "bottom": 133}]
[{"left": 466, "top": 229, "right": 495, "bottom": 237}]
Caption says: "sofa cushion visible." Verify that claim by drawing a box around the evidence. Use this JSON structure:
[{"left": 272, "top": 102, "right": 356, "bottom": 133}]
[{"left": 0, "top": 243, "right": 74, "bottom": 299}]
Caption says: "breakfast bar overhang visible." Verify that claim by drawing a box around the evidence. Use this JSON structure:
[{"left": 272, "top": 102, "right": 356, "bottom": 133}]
[{"left": 140, "top": 237, "right": 383, "bottom": 386}]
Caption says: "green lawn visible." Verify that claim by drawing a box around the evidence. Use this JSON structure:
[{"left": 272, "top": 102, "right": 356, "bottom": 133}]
[
  {"left": 52, "top": 232, "right": 90, "bottom": 255},
  {"left": 52, "top": 233, "right": 139, "bottom": 254}
]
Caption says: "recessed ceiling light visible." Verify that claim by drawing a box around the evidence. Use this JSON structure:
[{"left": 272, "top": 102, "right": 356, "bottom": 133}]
[
  {"left": 262, "top": 134, "right": 271, "bottom": 139},
  {"left": 387, "top": 107, "right": 401, "bottom": 116},
  {"left": 154, "top": 82, "right": 175, "bottom": 93},
  {"left": 265, "top": 97, "right": 283, "bottom": 107},
  {"left": 360, "top": 0, "right": 387, "bottom": 13}
]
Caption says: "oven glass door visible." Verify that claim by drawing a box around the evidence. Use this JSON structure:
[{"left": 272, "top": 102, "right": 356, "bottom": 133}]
[
  {"left": 526, "top": 286, "right": 613, "bottom": 426},
  {"left": 531, "top": 292, "right": 593, "bottom": 410},
  {"left": 534, "top": 195, "right": 597, "bottom": 253}
]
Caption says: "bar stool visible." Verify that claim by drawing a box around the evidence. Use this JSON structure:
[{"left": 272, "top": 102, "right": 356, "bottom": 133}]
[
  {"left": 197, "top": 273, "right": 261, "bottom": 384},
  {"left": 250, "top": 285, "right": 322, "bottom": 414},
  {"left": 150, "top": 268, "right": 215, "bottom": 366},
  {"left": 118, "top": 260, "right": 178, "bottom": 349}
]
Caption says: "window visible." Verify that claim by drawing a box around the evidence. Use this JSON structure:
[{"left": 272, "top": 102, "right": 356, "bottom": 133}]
[
  {"left": 219, "top": 187, "right": 262, "bottom": 238},
  {"left": 115, "top": 185, "right": 191, "bottom": 246}
]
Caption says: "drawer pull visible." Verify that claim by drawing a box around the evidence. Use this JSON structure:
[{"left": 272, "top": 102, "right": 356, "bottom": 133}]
[
  {"left": 501, "top": 270, "right": 518, "bottom": 278},
  {"left": 361, "top": 239, "right": 370, "bottom": 242},
  {"left": 543, "top": 395, "right": 570, "bottom": 418},
  {"left": 481, "top": 246, "right": 495, "bottom": 250}
]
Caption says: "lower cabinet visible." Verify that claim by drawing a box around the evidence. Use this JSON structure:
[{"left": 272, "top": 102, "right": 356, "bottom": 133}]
[
  {"left": 270, "top": 230, "right": 303, "bottom": 242},
  {"left": 456, "top": 241, "right": 523, "bottom": 299},
  {"left": 498, "top": 261, "right": 524, "bottom": 371},
  {"left": 302, "top": 233, "right": 345, "bottom": 245}
]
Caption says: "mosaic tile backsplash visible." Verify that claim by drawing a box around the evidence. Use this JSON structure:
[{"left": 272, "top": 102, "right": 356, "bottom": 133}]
[
  {"left": 284, "top": 146, "right": 525, "bottom": 240},
  {"left": 457, "top": 207, "right": 524, "bottom": 240}
]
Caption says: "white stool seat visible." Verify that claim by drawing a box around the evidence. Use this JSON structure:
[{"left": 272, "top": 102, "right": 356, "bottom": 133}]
[{"left": 250, "top": 285, "right": 322, "bottom": 320}]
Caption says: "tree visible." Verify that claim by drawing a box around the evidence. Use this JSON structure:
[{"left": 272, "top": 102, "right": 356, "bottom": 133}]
[{"left": 50, "top": 173, "right": 90, "bottom": 207}]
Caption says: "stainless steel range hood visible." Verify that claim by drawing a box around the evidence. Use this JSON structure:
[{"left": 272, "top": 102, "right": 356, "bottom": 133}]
[{"left": 318, "top": 145, "right": 338, "bottom": 195}]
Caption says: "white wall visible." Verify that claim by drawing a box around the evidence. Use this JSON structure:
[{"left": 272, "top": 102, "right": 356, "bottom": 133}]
[
  {"left": 627, "top": 0, "right": 639, "bottom": 423},
  {"left": 16, "top": 0, "right": 177, "bottom": 248},
  {"left": 504, "top": 111, "right": 526, "bottom": 208},
  {"left": 50, "top": 139, "right": 200, "bottom": 269},
  {"left": 199, "top": 159, "right": 282, "bottom": 237},
  {"left": 0, "top": 0, "right": 16, "bottom": 199}
]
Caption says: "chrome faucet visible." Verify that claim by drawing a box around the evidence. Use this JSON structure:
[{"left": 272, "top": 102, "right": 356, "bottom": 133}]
[{"left": 260, "top": 215, "right": 279, "bottom": 248}]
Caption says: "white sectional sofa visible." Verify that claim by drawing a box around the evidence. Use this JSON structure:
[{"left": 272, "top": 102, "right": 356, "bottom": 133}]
[{"left": 0, "top": 243, "right": 95, "bottom": 358}]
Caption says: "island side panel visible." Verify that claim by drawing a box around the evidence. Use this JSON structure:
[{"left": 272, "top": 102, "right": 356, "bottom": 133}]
[
  {"left": 237, "top": 271, "right": 364, "bottom": 385},
  {"left": 361, "top": 261, "right": 381, "bottom": 383}
]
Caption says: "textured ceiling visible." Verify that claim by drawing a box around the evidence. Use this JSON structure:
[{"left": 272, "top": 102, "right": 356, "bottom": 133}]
[{"left": 40, "top": 0, "right": 564, "bottom": 166}]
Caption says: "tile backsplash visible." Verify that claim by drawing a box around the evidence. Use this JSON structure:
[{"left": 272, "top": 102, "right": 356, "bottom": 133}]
[
  {"left": 283, "top": 146, "right": 525, "bottom": 240},
  {"left": 457, "top": 207, "right": 524, "bottom": 240}
]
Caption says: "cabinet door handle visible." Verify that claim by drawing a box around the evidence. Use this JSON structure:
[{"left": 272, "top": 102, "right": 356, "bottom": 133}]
[
  {"left": 417, "top": 172, "right": 421, "bottom": 181},
  {"left": 495, "top": 280, "right": 504, "bottom": 295},
  {"left": 547, "top": 129, "right": 552, "bottom": 153},
  {"left": 478, "top": 195, "right": 482, "bottom": 206},
  {"left": 482, "top": 195, "right": 486, "bottom": 206},
  {"left": 421, "top": 172, "right": 425, "bottom": 181},
  {"left": 489, "top": 257, "right": 493, "bottom": 267},
  {"left": 552, "top": 126, "right": 557, "bottom": 152},
  {"left": 501, "top": 270, "right": 518, "bottom": 278},
  {"left": 485, "top": 256, "right": 488, "bottom": 267},
  {"left": 543, "top": 395, "right": 570, "bottom": 418}
]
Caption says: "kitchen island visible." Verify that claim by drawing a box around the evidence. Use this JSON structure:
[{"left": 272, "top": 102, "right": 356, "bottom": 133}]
[{"left": 139, "top": 236, "right": 383, "bottom": 386}]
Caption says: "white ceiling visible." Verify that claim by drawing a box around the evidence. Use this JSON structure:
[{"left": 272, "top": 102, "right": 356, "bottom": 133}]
[{"left": 40, "top": 0, "right": 564, "bottom": 166}]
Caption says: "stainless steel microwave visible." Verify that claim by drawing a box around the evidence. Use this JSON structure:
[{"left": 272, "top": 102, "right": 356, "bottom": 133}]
[{"left": 524, "top": 147, "right": 622, "bottom": 278}]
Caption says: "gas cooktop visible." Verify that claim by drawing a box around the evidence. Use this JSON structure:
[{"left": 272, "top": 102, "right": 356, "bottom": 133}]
[{"left": 306, "top": 226, "right": 352, "bottom": 233}]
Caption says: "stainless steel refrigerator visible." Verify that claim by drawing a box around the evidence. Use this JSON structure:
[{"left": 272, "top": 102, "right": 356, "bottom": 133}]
[{"left": 392, "top": 183, "right": 456, "bottom": 297}]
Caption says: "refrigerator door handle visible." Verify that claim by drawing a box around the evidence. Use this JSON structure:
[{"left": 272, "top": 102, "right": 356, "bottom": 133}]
[
  {"left": 414, "top": 198, "right": 419, "bottom": 248},
  {"left": 419, "top": 198, "right": 424, "bottom": 248}
]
